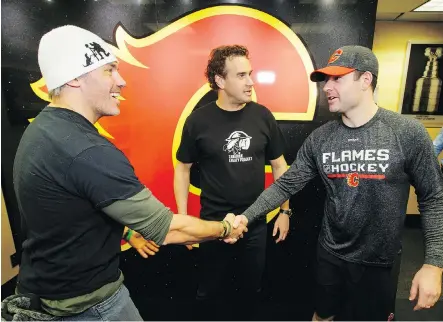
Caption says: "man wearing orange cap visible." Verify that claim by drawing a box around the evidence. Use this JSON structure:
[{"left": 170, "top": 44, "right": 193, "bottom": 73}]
[{"left": 232, "top": 45, "right": 443, "bottom": 320}]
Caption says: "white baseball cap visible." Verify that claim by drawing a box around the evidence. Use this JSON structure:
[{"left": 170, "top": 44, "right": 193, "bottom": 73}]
[{"left": 38, "top": 25, "right": 117, "bottom": 91}]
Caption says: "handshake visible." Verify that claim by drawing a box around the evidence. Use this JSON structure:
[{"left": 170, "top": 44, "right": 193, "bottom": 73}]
[{"left": 220, "top": 213, "right": 249, "bottom": 244}]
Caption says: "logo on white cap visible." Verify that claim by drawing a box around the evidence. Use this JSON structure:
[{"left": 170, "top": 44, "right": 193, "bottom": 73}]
[{"left": 83, "top": 42, "right": 111, "bottom": 67}]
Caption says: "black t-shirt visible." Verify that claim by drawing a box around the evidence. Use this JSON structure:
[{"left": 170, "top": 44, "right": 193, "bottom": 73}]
[
  {"left": 176, "top": 101, "right": 285, "bottom": 220},
  {"left": 13, "top": 106, "right": 144, "bottom": 300}
]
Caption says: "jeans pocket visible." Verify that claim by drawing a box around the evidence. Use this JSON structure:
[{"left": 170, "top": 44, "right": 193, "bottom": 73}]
[
  {"left": 94, "top": 284, "right": 124, "bottom": 312},
  {"left": 59, "top": 307, "right": 103, "bottom": 321}
]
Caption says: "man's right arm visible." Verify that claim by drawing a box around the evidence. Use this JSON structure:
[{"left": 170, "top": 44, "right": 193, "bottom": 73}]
[
  {"left": 174, "top": 161, "right": 192, "bottom": 215},
  {"left": 174, "top": 118, "right": 197, "bottom": 249},
  {"left": 102, "top": 187, "right": 245, "bottom": 246},
  {"left": 164, "top": 214, "right": 228, "bottom": 245}
]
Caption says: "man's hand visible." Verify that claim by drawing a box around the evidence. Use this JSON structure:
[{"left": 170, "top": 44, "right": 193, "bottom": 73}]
[
  {"left": 273, "top": 212, "right": 289, "bottom": 243},
  {"left": 409, "top": 264, "right": 443, "bottom": 311},
  {"left": 128, "top": 231, "right": 160, "bottom": 259},
  {"left": 233, "top": 214, "right": 249, "bottom": 229},
  {"left": 223, "top": 214, "right": 248, "bottom": 244}
]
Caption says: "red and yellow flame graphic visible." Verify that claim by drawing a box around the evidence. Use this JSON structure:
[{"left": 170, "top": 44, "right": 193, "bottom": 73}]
[
  {"left": 346, "top": 172, "right": 360, "bottom": 187},
  {"left": 30, "top": 6, "right": 317, "bottom": 251}
]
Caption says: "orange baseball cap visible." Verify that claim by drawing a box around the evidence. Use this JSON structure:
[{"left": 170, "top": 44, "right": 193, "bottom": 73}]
[{"left": 310, "top": 45, "right": 379, "bottom": 82}]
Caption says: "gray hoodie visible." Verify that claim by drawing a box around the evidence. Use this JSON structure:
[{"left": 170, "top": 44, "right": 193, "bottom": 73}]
[{"left": 244, "top": 108, "right": 443, "bottom": 267}]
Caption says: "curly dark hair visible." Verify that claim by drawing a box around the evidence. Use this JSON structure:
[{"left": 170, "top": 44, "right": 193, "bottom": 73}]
[{"left": 205, "top": 45, "right": 250, "bottom": 90}]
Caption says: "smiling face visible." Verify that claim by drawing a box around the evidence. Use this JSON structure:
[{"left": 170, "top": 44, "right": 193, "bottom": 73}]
[
  {"left": 78, "top": 62, "right": 126, "bottom": 117},
  {"left": 217, "top": 55, "right": 254, "bottom": 105}
]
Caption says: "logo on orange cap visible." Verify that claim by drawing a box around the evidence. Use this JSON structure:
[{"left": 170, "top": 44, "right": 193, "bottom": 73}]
[{"left": 328, "top": 49, "right": 343, "bottom": 64}]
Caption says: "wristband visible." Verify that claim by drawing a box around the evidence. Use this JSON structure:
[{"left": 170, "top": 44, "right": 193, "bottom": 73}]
[
  {"left": 124, "top": 229, "right": 133, "bottom": 242},
  {"left": 220, "top": 221, "right": 227, "bottom": 239},
  {"left": 220, "top": 220, "right": 232, "bottom": 239},
  {"left": 224, "top": 220, "right": 232, "bottom": 237}
]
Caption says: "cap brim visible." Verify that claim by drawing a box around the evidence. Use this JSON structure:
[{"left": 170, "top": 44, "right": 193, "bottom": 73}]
[{"left": 310, "top": 66, "right": 355, "bottom": 82}]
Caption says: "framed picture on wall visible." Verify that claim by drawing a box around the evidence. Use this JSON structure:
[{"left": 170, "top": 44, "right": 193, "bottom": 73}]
[{"left": 398, "top": 41, "right": 443, "bottom": 128}]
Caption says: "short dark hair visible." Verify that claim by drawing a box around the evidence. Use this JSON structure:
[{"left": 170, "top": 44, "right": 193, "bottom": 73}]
[
  {"left": 354, "top": 70, "right": 377, "bottom": 91},
  {"left": 205, "top": 45, "right": 249, "bottom": 90}
]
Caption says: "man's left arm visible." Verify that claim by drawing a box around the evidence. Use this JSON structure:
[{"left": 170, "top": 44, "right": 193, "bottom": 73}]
[
  {"left": 270, "top": 155, "right": 291, "bottom": 243},
  {"left": 406, "top": 124, "right": 443, "bottom": 311},
  {"left": 122, "top": 226, "right": 160, "bottom": 259}
]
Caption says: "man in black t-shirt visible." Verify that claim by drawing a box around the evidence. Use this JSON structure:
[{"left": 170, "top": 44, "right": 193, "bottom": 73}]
[
  {"left": 11, "top": 25, "right": 247, "bottom": 321},
  {"left": 175, "top": 45, "right": 291, "bottom": 320}
]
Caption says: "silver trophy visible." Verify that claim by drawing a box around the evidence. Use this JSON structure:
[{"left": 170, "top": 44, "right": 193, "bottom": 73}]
[{"left": 412, "top": 47, "right": 442, "bottom": 114}]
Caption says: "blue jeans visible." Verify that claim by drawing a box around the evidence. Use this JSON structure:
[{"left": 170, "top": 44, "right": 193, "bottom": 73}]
[{"left": 59, "top": 284, "right": 143, "bottom": 321}]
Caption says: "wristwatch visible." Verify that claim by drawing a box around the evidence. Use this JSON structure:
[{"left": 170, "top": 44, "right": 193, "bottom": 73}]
[{"left": 279, "top": 209, "right": 293, "bottom": 218}]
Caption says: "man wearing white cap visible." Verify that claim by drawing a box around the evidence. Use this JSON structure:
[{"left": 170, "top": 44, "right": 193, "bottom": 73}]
[{"left": 12, "top": 25, "right": 247, "bottom": 320}]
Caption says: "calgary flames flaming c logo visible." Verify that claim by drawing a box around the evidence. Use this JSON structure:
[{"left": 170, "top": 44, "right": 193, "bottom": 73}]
[
  {"left": 346, "top": 172, "right": 360, "bottom": 188},
  {"left": 328, "top": 48, "right": 343, "bottom": 64},
  {"left": 30, "top": 6, "right": 317, "bottom": 250}
]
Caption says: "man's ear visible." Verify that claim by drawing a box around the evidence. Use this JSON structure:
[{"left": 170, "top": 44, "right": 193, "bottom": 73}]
[
  {"left": 215, "top": 74, "right": 225, "bottom": 90},
  {"left": 66, "top": 78, "right": 81, "bottom": 88},
  {"left": 361, "top": 71, "right": 373, "bottom": 91}
]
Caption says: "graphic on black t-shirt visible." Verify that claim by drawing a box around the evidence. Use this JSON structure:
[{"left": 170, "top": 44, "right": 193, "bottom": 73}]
[{"left": 223, "top": 131, "right": 253, "bottom": 163}]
